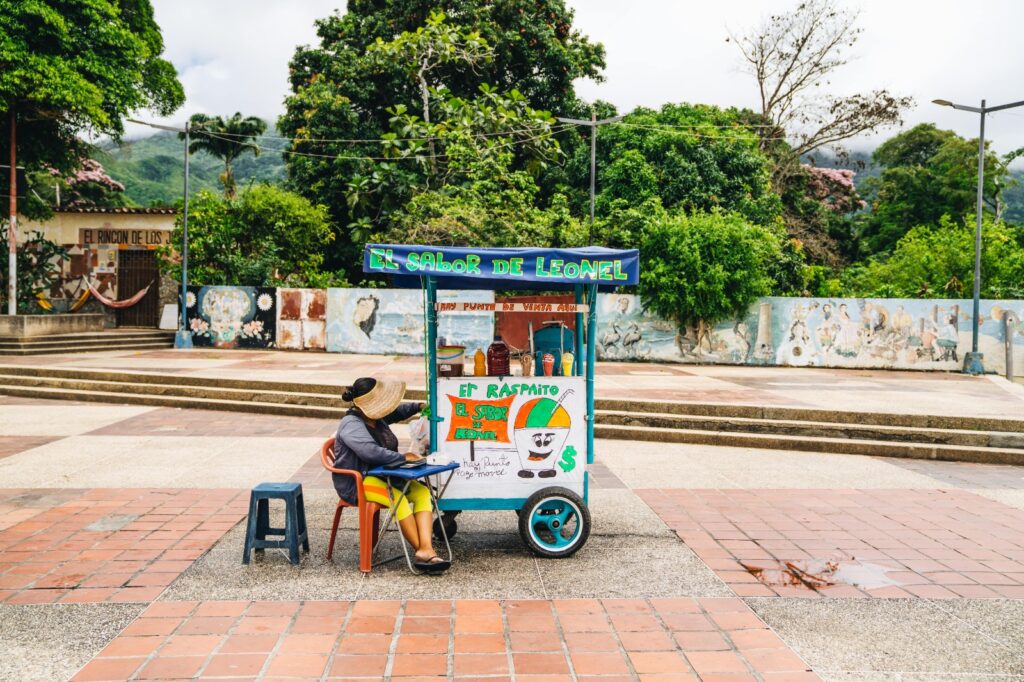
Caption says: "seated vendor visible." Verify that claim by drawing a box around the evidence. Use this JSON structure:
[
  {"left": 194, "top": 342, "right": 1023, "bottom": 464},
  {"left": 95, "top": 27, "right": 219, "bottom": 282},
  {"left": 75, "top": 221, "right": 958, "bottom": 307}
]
[{"left": 334, "top": 377, "right": 450, "bottom": 574}]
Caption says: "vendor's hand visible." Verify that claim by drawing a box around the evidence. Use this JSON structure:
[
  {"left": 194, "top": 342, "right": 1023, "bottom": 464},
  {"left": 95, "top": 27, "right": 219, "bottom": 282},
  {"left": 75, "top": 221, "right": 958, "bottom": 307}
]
[{"left": 404, "top": 452, "right": 425, "bottom": 463}]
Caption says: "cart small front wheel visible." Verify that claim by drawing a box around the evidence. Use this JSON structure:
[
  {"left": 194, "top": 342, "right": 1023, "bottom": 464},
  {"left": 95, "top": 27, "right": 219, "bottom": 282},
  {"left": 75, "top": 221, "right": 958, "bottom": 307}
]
[{"left": 518, "top": 488, "right": 590, "bottom": 558}]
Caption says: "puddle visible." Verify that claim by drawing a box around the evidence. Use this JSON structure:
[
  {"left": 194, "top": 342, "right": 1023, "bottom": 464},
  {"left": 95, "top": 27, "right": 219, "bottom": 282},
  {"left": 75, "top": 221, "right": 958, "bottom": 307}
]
[
  {"left": 743, "top": 558, "right": 903, "bottom": 591},
  {"left": 85, "top": 514, "right": 139, "bottom": 532}
]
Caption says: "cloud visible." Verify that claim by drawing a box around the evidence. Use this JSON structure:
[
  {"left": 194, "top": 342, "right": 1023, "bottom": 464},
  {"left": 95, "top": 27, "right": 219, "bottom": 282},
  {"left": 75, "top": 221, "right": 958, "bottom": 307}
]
[{"left": 134, "top": 0, "right": 1024, "bottom": 160}]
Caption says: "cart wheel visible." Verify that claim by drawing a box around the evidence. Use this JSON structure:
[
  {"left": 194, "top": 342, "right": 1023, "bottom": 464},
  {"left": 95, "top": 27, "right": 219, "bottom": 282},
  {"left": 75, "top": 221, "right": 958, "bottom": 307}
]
[
  {"left": 432, "top": 517, "right": 458, "bottom": 541},
  {"left": 518, "top": 487, "right": 590, "bottom": 558}
]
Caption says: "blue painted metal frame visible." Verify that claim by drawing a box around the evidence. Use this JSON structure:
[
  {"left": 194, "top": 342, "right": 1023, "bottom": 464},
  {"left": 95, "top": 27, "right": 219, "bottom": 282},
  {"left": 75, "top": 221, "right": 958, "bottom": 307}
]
[
  {"left": 425, "top": 276, "right": 441, "bottom": 453},
  {"left": 421, "top": 271, "right": 598, "bottom": 511}
]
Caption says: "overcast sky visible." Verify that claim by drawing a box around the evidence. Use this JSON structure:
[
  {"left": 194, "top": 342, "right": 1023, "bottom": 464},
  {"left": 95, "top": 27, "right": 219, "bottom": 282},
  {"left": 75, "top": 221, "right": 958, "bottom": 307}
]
[{"left": 136, "top": 0, "right": 1024, "bottom": 161}]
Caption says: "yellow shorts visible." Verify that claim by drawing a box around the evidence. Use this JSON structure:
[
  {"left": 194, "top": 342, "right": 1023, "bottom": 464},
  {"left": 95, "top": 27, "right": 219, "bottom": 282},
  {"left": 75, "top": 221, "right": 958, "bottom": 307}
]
[{"left": 362, "top": 476, "right": 432, "bottom": 522}]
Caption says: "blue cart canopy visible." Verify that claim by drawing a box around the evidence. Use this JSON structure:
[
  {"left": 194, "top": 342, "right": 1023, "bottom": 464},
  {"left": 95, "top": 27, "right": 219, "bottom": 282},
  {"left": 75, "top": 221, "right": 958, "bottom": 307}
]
[{"left": 363, "top": 244, "right": 639, "bottom": 291}]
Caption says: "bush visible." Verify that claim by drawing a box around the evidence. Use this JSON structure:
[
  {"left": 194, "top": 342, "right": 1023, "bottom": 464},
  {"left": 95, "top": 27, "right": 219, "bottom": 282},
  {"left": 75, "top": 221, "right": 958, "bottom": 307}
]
[
  {"left": 639, "top": 209, "right": 785, "bottom": 330},
  {"left": 161, "top": 185, "right": 340, "bottom": 287},
  {"left": 841, "top": 215, "right": 1024, "bottom": 299}
]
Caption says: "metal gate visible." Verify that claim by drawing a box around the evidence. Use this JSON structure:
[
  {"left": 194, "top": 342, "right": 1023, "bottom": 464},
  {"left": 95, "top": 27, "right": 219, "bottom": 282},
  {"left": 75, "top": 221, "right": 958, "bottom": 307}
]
[{"left": 116, "top": 249, "right": 159, "bottom": 327}]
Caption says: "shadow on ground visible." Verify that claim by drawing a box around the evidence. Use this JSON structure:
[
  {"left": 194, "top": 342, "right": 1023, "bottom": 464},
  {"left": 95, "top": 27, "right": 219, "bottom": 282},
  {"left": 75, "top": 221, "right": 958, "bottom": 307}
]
[{"left": 161, "top": 488, "right": 731, "bottom": 601}]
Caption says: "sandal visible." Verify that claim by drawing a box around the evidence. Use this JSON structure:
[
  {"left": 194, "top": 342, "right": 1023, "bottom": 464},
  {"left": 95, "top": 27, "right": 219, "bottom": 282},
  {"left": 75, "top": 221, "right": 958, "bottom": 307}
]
[{"left": 414, "top": 555, "right": 451, "bottom": 573}]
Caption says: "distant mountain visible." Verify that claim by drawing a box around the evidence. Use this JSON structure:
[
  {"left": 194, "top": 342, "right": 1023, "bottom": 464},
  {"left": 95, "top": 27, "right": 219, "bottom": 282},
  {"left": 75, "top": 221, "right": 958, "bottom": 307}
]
[{"left": 96, "top": 130, "right": 287, "bottom": 207}]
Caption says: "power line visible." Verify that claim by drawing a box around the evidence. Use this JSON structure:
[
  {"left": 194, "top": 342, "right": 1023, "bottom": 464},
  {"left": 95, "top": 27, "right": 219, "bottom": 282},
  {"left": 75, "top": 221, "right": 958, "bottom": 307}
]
[{"left": 197, "top": 124, "right": 574, "bottom": 163}]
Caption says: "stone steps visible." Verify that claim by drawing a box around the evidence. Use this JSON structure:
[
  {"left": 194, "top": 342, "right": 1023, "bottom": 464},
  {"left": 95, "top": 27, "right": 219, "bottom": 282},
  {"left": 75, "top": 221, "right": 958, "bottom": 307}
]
[
  {"left": 593, "top": 423, "right": 1024, "bottom": 466},
  {"left": 0, "top": 330, "right": 175, "bottom": 355},
  {"left": 0, "top": 365, "right": 1020, "bottom": 464}
]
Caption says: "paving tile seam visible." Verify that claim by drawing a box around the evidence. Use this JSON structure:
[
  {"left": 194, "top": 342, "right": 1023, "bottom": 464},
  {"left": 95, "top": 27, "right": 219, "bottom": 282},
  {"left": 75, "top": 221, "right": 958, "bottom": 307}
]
[{"left": 919, "top": 597, "right": 1024, "bottom": 664}]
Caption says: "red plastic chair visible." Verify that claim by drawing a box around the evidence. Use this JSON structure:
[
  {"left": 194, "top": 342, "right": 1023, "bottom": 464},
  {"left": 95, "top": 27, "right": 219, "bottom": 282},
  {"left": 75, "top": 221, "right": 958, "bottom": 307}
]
[{"left": 320, "top": 437, "right": 382, "bottom": 573}]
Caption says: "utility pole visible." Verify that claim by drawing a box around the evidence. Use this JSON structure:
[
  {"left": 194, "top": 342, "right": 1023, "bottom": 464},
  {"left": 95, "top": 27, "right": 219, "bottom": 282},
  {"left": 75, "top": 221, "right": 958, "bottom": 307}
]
[
  {"left": 556, "top": 111, "right": 623, "bottom": 244},
  {"left": 127, "top": 118, "right": 192, "bottom": 348},
  {"left": 7, "top": 110, "right": 16, "bottom": 315},
  {"left": 932, "top": 96, "right": 1024, "bottom": 374}
]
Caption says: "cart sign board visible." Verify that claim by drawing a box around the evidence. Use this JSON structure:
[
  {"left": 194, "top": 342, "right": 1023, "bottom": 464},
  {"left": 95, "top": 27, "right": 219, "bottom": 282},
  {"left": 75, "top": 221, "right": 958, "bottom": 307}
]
[
  {"left": 364, "top": 244, "right": 639, "bottom": 290},
  {"left": 437, "top": 376, "right": 586, "bottom": 505}
]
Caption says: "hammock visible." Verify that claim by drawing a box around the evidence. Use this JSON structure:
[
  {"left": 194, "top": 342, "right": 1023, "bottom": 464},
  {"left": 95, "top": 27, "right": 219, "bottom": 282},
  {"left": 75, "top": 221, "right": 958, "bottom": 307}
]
[
  {"left": 35, "top": 283, "right": 91, "bottom": 312},
  {"left": 88, "top": 279, "right": 153, "bottom": 309}
]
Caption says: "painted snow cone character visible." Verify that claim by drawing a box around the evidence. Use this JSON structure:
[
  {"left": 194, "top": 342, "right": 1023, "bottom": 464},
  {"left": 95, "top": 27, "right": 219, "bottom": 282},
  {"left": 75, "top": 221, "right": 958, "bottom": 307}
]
[{"left": 513, "top": 391, "right": 573, "bottom": 479}]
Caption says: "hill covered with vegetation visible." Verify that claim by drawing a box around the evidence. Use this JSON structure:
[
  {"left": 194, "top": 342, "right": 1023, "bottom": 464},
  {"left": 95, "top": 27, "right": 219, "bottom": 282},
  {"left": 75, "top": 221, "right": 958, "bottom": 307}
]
[{"left": 96, "top": 130, "right": 286, "bottom": 207}]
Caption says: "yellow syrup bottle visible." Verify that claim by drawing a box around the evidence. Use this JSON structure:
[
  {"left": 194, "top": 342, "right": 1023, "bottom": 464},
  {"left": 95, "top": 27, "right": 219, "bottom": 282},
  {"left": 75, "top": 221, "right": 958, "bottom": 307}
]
[{"left": 473, "top": 348, "right": 486, "bottom": 376}]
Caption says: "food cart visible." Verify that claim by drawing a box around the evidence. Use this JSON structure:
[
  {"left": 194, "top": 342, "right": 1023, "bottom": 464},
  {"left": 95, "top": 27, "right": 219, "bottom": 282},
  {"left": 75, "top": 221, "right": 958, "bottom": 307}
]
[{"left": 363, "top": 244, "right": 640, "bottom": 558}]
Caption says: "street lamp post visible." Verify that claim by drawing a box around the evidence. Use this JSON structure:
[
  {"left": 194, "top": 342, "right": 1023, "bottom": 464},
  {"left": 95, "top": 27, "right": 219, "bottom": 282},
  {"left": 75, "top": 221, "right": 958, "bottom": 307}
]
[
  {"left": 127, "top": 118, "right": 192, "bottom": 348},
  {"left": 932, "top": 97, "right": 1024, "bottom": 375}
]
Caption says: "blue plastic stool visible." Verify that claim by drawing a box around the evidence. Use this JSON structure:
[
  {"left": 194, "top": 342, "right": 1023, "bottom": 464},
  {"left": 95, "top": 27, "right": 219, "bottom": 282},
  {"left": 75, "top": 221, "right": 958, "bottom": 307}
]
[{"left": 242, "top": 482, "right": 309, "bottom": 565}]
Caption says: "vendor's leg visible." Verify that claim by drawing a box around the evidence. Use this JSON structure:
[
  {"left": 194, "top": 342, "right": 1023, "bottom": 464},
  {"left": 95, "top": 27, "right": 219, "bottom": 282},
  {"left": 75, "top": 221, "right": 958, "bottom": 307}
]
[
  {"left": 406, "top": 481, "right": 438, "bottom": 561},
  {"left": 363, "top": 477, "right": 420, "bottom": 548}
]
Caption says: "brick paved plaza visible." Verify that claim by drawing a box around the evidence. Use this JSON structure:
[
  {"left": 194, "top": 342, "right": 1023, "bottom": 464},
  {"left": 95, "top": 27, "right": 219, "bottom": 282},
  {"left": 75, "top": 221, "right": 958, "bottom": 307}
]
[{"left": 1, "top": 354, "right": 1023, "bottom": 680}]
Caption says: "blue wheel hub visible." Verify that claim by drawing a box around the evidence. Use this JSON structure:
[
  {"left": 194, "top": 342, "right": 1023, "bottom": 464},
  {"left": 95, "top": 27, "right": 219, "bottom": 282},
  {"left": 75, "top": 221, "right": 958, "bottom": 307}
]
[{"left": 528, "top": 497, "right": 581, "bottom": 550}]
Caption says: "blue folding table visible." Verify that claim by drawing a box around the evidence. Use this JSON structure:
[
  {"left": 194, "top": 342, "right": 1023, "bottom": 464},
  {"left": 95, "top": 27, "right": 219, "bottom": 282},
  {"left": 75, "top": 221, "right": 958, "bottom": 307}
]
[{"left": 365, "top": 461, "right": 460, "bottom": 573}]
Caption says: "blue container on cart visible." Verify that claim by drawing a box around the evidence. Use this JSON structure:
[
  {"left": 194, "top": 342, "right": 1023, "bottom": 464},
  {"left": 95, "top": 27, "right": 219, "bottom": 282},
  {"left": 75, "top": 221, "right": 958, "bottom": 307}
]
[{"left": 532, "top": 322, "right": 575, "bottom": 376}]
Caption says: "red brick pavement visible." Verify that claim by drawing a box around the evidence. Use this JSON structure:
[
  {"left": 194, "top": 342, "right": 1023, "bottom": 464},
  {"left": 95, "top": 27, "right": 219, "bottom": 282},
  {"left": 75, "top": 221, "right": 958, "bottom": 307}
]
[
  {"left": 73, "top": 598, "right": 818, "bottom": 681},
  {"left": 0, "top": 488, "right": 247, "bottom": 604},
  {"left": 0, "top": 435, "right": 62, "bottom": 459},
  {"left": 639, "top": 488, "right": 1024, "bottom": 599}
]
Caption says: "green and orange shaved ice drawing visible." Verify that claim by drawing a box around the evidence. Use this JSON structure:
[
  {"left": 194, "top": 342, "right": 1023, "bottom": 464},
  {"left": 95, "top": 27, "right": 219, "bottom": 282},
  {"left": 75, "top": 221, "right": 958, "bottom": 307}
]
[{"left": 513, "top": 395, "right": 572, "bottom": 478}]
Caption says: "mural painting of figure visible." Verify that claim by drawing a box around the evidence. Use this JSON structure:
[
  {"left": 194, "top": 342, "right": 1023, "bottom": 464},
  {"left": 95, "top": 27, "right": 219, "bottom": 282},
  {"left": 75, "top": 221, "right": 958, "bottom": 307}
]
[
  {"left": 353, "top": 295, "right": 380, "bottom": 338},
  {"left": 776, "top": 319, "right": 816, "bottom": 366},
  {"left": 833, "top": 304, "right": 860, "bottom": 358},
  {"left": 936, "top": 312, "right": 959, "bottom": 362}
]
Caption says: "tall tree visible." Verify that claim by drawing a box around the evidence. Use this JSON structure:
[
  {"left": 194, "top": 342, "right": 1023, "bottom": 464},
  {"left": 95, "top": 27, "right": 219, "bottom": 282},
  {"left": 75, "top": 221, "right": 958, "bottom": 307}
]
[
  {"left": 0, "top": 0, "right": 183, "bottom": 310},
  {"left": 0, "top": 0, "right": 183, "bottom": 176},
  {"left": 180, "top": 113, "right": 267, "bottom": 198},
  {"left": 278, "top": 0, "right": 604, "bottom": 274},
  {"left": 568, "top": 103, "right": 783, "bottom": 236},
  {"left": 858, "top": 123, "right": 1010, "bottom": 255},
  {"left": 730, "top": 0, "right": 912, "bottom": 184}
]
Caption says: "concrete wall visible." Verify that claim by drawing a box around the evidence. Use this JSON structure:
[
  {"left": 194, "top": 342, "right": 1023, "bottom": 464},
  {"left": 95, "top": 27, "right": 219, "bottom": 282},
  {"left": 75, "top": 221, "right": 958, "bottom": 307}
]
[
  {"left": 594, "top": 295, "right": 1024, "bottom": 375},
  {"left": 177, "top": 285, "right": 1023, "bottom": 375},
  {"left": 0, "top": 314, "right": 106, "bottom": 337}
]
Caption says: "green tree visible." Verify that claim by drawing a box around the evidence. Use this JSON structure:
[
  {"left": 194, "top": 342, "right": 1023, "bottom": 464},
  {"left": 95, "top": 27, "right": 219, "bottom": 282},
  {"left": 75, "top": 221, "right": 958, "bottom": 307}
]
[
  {"left": 638, "top": 209, "right": 786, "bottom": 332},
  {"left": 278, "top": 0, "right": 604, "bottom": 272},
  {"left": 0, "top": 0, "right": 183, "bottom": 195},
  {"left": 842, "top": 215, "right": 1024, "bottom": 299},
  {"left": 180, "top": 113, "right": 267, "bottom": 198},
  {"left": 160, "top": 185, "right": 340, "bottom": 287},
  {"left": 858, "top": 124, "right": 1009, "bottom": 255},
  {"left": 568, "top": 103, "right": 783, "bottom": 233},
  {"left": 348, "top": 86, "right": 563, "bottom": 242}
]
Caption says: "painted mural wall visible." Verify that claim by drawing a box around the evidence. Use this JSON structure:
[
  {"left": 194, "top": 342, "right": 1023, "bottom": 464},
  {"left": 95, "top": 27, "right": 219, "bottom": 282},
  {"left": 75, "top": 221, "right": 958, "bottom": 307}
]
[
  {"left": 185, "top": 285, "right": 276, "bottom": 348},
  {"left": 277, "top": 288, "right": 327, "bottom": 351},
  {"left": 325, "top": 288, "right": 495, "bottom": 356},
  {"left": 595, "top": 294, "right": 1024, "bottom": 374}
]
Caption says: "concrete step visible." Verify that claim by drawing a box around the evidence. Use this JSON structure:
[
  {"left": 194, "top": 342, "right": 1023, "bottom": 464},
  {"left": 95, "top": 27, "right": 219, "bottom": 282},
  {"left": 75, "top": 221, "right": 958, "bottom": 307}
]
[
  {"left": 0, "top": 364, "right": 1020, "bottom": 434},
  {"left": 0, "top": 383, "right": 341, "bottom": 419},
  {"left": 0, "top": 341, "right": 173, "bottom": 356},
  {"left": 0, "top": 331, "right": 174, "bottom": 344},
  {"left": 0, "top": 373, "right": 348, "bottom": 409},
  {"left": 0, "top": 336, "right": 173, "bottom": 350},
  {"left": 596, "top": 410, "right": 1024, "bottom": 450},
  {"left": 593, "top": 424, "right": 1024, "bottom": 466}
]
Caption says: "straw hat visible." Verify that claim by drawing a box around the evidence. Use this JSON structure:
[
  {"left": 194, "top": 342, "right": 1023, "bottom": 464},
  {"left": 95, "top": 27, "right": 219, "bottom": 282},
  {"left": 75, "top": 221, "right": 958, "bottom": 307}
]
[{"left": 351, "top": 378, "right": 407, "bottom": 420}]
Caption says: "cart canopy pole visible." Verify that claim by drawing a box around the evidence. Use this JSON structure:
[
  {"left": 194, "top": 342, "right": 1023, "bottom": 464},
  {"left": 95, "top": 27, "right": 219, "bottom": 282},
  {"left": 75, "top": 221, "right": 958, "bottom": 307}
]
[
  {"left": 574, "top": 285, "right": 584, "bottom": 376},
  {"left": 425, "top": 275, "right": 440, "bottom": 453},
  {"left": 586, "top": 283, "right": 597, "bottom": 465}
]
